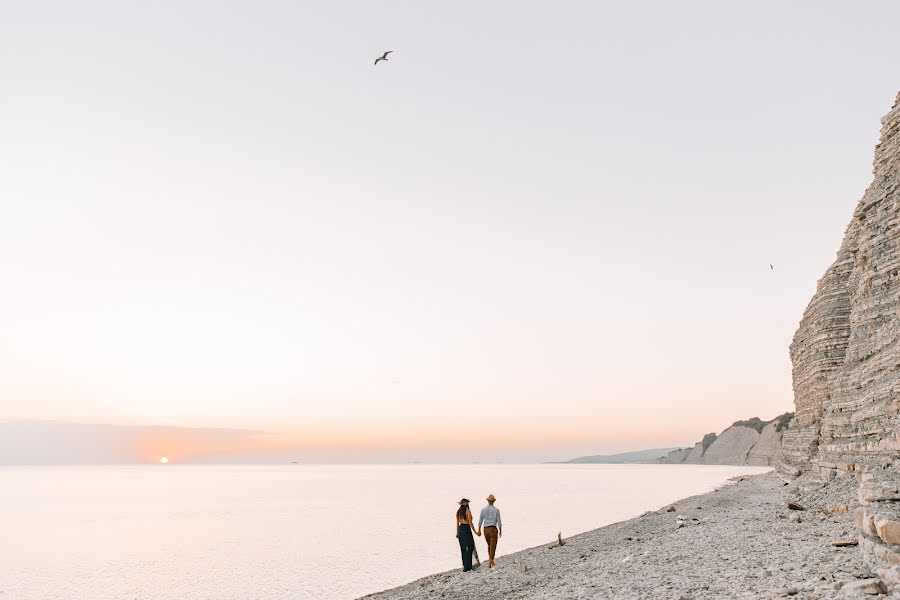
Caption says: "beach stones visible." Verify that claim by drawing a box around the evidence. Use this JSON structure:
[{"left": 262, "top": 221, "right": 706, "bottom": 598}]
[
  {"left": 774, "top": 586, "right": 798, "bottom": 596},
  {"left": 875, "top": 517, "right": 900, "bottom": 546},
  {"left": 366, "top": 472, "right": 891, "bottom": 600},
  {"left": 841, "top": 578, "right": 887, "bottom": 595}
]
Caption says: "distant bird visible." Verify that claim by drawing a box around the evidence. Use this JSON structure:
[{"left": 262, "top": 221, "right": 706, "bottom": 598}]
[
  {"left": 770, "top": 264, "right": 774, "bottom": 270},
  {"left": 374, "top": 50, "right": 393, "bottom": 66}
]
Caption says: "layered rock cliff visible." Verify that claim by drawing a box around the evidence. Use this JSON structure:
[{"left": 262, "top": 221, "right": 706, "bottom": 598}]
[
  {"left": 658, "top": 414, "right": 792, "bottom": 466},
  {"left": 781, "top": 92, "right": 900, "bottom": 568}
]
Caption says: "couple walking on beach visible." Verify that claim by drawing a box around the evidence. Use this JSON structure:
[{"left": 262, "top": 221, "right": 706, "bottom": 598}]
[{"left": 455, "top": 494, "right": 502, "bottom": 572}]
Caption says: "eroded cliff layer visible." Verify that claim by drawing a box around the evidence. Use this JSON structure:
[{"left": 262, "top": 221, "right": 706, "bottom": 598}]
[
  {"left": 783, "top": 93, "right": 900, "bottom": 476},
  {"left": 782, "top": 92, "right": 900, "bottom": 566}
]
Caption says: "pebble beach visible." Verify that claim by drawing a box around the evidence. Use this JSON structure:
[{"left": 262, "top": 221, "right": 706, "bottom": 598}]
[{"left": 361, "top": 472, "right": 898, "bottom": 599}]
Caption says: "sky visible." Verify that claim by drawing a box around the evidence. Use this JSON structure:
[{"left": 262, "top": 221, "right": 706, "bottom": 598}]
[{"left": 1, "top": 1, "right": 899, "bottom": 463}]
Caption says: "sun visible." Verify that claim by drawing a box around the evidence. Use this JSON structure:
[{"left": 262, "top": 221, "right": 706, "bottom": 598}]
[{"left": 159, "top": 456, "right": 169, "bottom": 464}]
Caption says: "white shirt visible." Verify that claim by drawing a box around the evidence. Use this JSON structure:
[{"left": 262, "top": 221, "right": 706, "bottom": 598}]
[{"left": 478, "top": 504, "right": 502, "bottom": 528}]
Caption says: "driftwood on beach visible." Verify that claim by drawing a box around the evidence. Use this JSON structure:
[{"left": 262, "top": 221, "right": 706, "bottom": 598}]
[{"left": 547, "top": 532, "right": 566, "bottom": 549}]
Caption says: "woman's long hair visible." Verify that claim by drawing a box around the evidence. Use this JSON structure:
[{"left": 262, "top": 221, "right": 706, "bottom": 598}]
[{"left": 456, "top": 503, "right": 469, "bottom": 523}]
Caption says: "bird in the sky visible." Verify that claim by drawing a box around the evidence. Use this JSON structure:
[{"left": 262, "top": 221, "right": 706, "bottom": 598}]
[
  {"left": 374, "top": 50, "right": 393, "bottom": 66},
  {"left": 770, "top": 264, "right": 774, "bottom": 270}
]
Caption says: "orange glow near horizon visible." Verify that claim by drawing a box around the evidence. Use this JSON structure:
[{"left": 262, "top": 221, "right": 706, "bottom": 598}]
[{"left": 113, "top": 410, "right": 741, "bottom": 463}]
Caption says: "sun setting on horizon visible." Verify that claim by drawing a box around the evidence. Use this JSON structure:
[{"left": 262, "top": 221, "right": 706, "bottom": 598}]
[{"left": 159, "top": 457, "right": 169, "bottom": 464}]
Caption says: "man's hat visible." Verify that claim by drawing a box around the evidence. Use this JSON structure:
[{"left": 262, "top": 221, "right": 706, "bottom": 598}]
[{"left": 487, "top": 494, "right": 496, "bottom": 502}]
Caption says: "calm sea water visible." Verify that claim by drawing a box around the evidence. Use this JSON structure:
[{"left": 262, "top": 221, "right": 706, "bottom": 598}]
[{"left": 0, "top": 464, "right": 769, "bottom": 599}]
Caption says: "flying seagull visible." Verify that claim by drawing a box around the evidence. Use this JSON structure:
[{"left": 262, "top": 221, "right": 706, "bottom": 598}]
[
  {"left": 770, "top": 264, "right": 774, "bottom": 270},
  {"left": 374, "top": 50, "right": 393, "bottom": 66}
]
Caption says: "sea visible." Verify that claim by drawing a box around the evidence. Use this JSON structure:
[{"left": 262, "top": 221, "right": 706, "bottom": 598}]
[{"left": 0, "top": 463, "right": 770, "bottom": 599}]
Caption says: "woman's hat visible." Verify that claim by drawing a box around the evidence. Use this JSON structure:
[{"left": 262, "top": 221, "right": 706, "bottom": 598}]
[
  {"left": 458, "top": 498, "right": 470, "bottom": 505},
  {"left": 487, "top": 494, "right": 496, "bottom": 502}
]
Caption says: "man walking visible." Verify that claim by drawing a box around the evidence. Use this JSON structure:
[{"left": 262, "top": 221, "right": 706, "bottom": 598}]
[{"left": 477, "top": 494, "right": 502, "bottom": 568}]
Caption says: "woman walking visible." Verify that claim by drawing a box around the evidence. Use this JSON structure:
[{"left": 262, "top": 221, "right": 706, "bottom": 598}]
[{"left": 455, "top": 498, "right": 480, "bottom": 571}]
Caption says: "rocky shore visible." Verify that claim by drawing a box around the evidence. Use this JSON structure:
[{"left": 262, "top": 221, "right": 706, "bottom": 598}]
[
  {"left": 360, "top": 90, "right": 900, "bottom": 600},
  {"left": 361, "top": 472, "right": 898, "bottom": 599},
  {"left": 359, "top": 89, "right": 900, "bottom": 600}
]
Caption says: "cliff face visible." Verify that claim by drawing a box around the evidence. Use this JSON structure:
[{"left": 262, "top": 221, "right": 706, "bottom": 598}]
[
  {"left": 746, "top": 418, "right": 783, "bottom": 466},
  {"left": 782, "top": 92, "right": 900, "bottom": 566},
  {"left": 783, "top": 92, "right": 900, "bottom": 476},
  {"left": 658, "top": 414, "right": 791, "bottom": 466},
  {"left": 704, "top": 424, "right": 771, "bottom": 465}
]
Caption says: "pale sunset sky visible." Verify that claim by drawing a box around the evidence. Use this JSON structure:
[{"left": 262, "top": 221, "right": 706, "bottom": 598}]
[{"left": 2, "top": 1, "right": 899, "bottom": 462}]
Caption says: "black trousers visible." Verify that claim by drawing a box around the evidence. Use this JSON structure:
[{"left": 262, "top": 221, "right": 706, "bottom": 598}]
[{"left": 457, "top": 524, "right": 475, "bottom": 571}]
